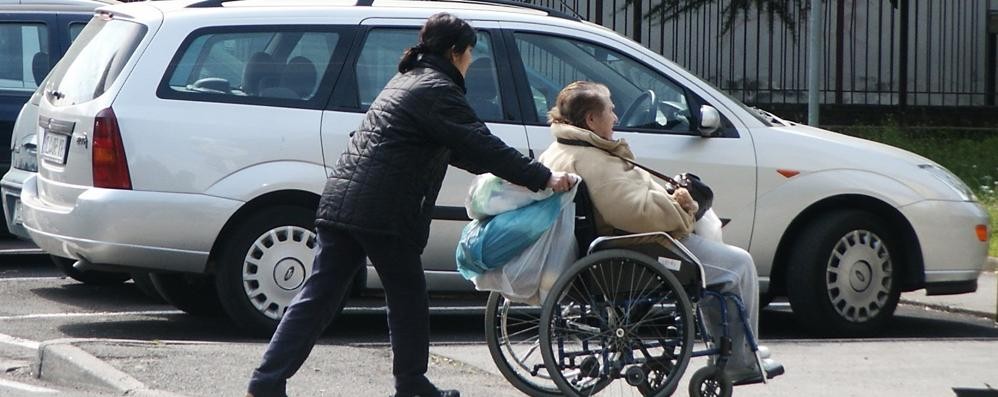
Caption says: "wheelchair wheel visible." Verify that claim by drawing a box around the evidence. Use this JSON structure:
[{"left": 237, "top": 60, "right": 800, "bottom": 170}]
[
  {"left": 485, "top": 292, "right": 563, "bottom": 396},
  {"left": 689, "top": 366, "right": 732, "bottom": 397},
  {"left": 539, "top": 249, "right": 695, "bottom": 397}
]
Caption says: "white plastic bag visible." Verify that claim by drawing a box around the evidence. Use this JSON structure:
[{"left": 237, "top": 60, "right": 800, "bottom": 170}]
[
  {"left": 694, "top": 208, "right": 724, "bottom": 243},
  {"left": 465, "top": 173, "right": 553, "bottom": 220},
  {"left": 472, "top": 201, "right": 578, "bottom": 305}
]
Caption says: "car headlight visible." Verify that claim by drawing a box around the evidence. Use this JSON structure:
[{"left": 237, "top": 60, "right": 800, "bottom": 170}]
[{"left": 918, "top": 164, "right": 976, "bottom": 201}]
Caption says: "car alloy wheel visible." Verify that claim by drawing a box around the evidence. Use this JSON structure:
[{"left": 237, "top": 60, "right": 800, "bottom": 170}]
[
  {"left": 241, "top": 225, "right": 316, "bottom": 320},
  {"left": 786, "top": 210, "right": 901, "bottom": 336},
  {"left": 824, "top": 230, "right": 893, "bottom": 323}
]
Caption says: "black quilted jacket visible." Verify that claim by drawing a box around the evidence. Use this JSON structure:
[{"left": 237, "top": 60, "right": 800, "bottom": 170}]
[{"left": 316, "top": 55, "right": 551, "bottom": 249}]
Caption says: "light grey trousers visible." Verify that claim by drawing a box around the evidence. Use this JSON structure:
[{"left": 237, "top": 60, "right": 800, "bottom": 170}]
[{"left": 679, "top": 233, "right": 760, "bottom": 373}]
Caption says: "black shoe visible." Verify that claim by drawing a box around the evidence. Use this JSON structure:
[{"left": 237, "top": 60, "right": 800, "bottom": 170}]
[
  {"left": 730, "top": 359, "right": 784, "bottom": 386},
  {"left": 391, "top": 389, "right": 460, "bottom": 397}
]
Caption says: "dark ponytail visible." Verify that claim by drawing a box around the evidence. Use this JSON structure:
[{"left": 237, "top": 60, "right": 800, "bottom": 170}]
[{"left": 398, "top": 12, "right": 477, "bottom": 73}]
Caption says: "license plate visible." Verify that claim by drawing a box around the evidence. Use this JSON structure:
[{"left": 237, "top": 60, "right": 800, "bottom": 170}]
[{"left": 42, "top": 132, "right": 70, "bottom": 165}]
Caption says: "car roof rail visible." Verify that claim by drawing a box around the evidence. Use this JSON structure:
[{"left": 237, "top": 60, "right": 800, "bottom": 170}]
[{"left": 422, "top": 0, "right": 581, "bottom": 21}]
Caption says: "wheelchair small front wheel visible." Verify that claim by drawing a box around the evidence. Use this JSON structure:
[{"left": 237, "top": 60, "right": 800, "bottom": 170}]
[{"left": 689, "top": 366, "right": 732, "bottom": 397}]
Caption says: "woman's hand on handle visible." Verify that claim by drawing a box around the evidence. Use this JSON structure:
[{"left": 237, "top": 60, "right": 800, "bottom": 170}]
[{"left": 547, "top": 171, "right": 575, "bottom": 192}]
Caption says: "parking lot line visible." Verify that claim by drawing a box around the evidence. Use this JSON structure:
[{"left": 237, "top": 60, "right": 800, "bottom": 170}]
[
  {"left": 0, "top": 332, "right": 39, "bottom": 349},
  {"left": 0, "top": 310, "right": 182, "bottom": 321},
  {"left": 0, "top": 378, "right": 59, "bottom": 394},
  {"left": 0, "top": 277, "right": 64, "bottom": 282}
]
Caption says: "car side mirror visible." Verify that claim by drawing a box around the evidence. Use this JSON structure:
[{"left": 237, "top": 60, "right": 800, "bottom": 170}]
[{"left": 698, "top": 105, "right": 721, "bottom": 137}]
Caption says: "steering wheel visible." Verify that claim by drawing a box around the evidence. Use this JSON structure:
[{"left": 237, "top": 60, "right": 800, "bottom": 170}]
[
  {"left": 659, "top": 101, "right": 691, "bottom": 130},
  {"left": 619, "top": 90, "right": 657, "bottom": 128}
]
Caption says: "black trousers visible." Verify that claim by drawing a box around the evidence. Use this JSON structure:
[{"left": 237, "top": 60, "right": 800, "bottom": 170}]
[{"left": 247, "top": 227, "right": 433, "bottom": 397}]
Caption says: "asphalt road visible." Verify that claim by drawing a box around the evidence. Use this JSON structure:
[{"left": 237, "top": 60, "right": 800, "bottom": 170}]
[{"left": 2, "top": 254, "right": 997, "bottom": 396}]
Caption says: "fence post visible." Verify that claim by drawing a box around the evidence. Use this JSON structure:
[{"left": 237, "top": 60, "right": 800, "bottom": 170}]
[
  {"left": 808, "top": 0, "right": 823, "bottom": 125},
  {"left": 631, "top": 0, "right": 642, "bottom": 43},
  {"left": 988, "top": 12, "right": 997, "bottom": 107},
  {"left": 898, "top": 0, "right": 909, "bottom": 108},
  {"left": 835, "top": 0, "right": 845, "bottom": 104}
]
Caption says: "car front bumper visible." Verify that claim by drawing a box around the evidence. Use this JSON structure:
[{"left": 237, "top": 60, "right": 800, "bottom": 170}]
[
  {"left": 19, "top": 174, "right": 241, "bottom": 273},
  {"left": 901, "top": 199, "right": 990, "bottom": 295}
]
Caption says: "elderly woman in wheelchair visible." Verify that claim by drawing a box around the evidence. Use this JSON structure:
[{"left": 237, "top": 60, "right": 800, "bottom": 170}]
[{"left": 481, "top": 81, "right": 783, "bottom": 397}]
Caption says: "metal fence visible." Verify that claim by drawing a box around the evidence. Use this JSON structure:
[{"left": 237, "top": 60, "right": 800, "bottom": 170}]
[{"left": 524, "top": 0, "right": 997, "bottom": 107}]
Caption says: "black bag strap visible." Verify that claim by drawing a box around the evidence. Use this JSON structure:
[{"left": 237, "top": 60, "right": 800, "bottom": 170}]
[{"left": 556, "top": 138, "right": 681, "bottom": 187}]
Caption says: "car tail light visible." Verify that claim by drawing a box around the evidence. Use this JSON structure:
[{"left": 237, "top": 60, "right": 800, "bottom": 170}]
[
  {"left": 976, "top": 225, "right": 989, "bottom": 242},
  {"left": 92, "top": 107, "right": 132, "bottom": 190}
]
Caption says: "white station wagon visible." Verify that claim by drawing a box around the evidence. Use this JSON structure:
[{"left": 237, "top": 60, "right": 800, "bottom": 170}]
[{"left": 19, "top": 0, "right": 990, "bottom": 336}]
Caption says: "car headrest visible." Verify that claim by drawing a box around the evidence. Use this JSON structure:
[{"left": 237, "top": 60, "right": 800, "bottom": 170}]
[
  {"left": 464, "top": 57, "right": 501, "bottom": 119},
  {"left": 280, "top": 56, "right": 317, "bottom": 99},
  {"left": 465, "top": 57, "right": 497, "bottom": 100},
  {"left": 242, "top": 52, "right": 282, "bottom": 95},
  {"left": 32, "top": 52, "right": 49, "bottom": 86}
]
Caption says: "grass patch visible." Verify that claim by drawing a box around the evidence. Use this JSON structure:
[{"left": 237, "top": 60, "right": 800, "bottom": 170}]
[{"left": 837, "top": 126, "right": 998, "bottom": 257}]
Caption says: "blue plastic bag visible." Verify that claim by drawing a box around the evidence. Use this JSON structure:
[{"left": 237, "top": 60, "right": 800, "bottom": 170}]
[{"left": 456, "top": 192, "right": 566, "bottom": 279}]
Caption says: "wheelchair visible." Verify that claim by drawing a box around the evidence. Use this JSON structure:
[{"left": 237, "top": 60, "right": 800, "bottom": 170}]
[{"left": 484, "top": 183, "right": 770, "bottom": 397}]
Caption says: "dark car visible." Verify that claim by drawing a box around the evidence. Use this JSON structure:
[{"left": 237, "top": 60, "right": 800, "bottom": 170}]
[{"left": 0, "top": 0, "right": 116, "bottom": 236}]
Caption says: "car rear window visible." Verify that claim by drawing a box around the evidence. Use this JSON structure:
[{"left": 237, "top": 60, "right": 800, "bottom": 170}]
[{"left": 45, "top": 17, "right": 147, "bottom": 106}]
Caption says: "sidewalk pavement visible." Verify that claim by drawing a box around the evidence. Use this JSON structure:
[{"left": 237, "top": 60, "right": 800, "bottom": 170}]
[{"left": 14, "top": 260, "right": 998, "bottom": 396}]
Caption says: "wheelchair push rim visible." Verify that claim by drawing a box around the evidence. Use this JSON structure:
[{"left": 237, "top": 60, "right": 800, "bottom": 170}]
[{"left": 539, "top": 249, "right": 695, "bottom": 397}]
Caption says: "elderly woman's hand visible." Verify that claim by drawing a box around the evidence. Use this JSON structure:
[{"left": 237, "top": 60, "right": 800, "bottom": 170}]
[
  {"left": 674, "top": 187, "right": 699, "bottom": 215},
  {"left": 546, "top": 171, "right": 575, "bottom": 192}
]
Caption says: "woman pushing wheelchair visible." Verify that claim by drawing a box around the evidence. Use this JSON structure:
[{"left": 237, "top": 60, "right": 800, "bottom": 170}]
[{"left": 537, "top": 81, "right": 784, "bottom": 387}]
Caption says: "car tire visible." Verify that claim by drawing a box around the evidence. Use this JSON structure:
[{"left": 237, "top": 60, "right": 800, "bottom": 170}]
[
  {"left": 130, "top": 272, "right": 166, "bottom": 303},
  {"left": 786, "top": 210, "right": 901, "bottom": 336},
  {"left": 51, "top": 256, "right": 130, "bottom": 285},
  {"left": 149, "top": 272, "right": 224, "bottom": 316},
  {"left": 215, "top": 205, "right": 352, "bottom": 337}
]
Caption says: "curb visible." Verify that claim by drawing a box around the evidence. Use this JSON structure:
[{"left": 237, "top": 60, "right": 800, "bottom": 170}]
[
  {"left": 987, "top": 257, "right": 998, "bottom": 272},
  {"left": 899, "top": 299, "right": 997, "bottom": 322},
  {"left": 35, "top": 339, "right": 187, "bottom": 397}
]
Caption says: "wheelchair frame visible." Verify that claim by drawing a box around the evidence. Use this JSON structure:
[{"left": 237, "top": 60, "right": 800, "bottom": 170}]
[{"left": 484, "top": 183, "right": 770, "bottom": 397}]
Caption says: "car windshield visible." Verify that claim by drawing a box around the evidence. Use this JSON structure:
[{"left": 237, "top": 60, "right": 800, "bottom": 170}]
[{"left": 664, "top": 60, "right": 773, "bottom": 127}]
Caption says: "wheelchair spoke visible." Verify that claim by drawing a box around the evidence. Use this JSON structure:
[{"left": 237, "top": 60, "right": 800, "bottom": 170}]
[{"left": 540, "top": 252, "right": 695, "bottom": 397}]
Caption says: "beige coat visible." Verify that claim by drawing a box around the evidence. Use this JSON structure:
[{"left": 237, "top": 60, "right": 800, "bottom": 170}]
[{"left": 538, "top": 123, "right": 695, "bottom": 238}]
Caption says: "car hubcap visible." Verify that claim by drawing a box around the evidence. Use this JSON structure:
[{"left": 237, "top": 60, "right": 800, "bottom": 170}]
[
  {"left": 825, "top": 230, "right": 892, "bottom": 323},
  {"left": 242, "top": 226, "right": 316, "bottom": 320}
]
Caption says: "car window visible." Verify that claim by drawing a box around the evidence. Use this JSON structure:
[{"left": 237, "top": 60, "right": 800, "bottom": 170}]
[
  {"left": 355, "top": 29, "right": 503, "bottom": 121},
  {"left": 68, "top": 22, "right": 87, "bottom": 42},
  {"left": 163, "top": 29, "right": 340, "bottom": 102},
  {"left": 46, "top": 18, "right": 146, "bottom": 106},
  {"left": 514, "top": 32, "right": 693, "bottom": 133},
  {"left": 0, "top": 23, "right": 50, "bottom": 92}
]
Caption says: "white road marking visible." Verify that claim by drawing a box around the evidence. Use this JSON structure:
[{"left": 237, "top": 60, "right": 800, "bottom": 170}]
[
  {"left": 0, "top": 310, "right": 182, "bottom": 321},
  {"left": 343, "top": 306, "right": 486, "bottom": 313},
  {"left": 0, "top": 332, "right": 39, "bottom": 349},
  {"left": 0, "top": 277, "right": 65, "bottom": 282},
  {"left": 0, "top": 378, "right": 59, "bottom": 394}
]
